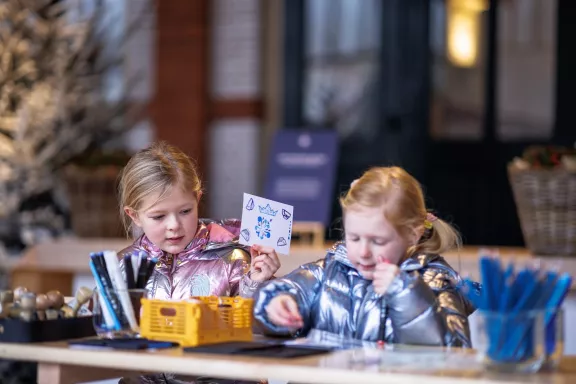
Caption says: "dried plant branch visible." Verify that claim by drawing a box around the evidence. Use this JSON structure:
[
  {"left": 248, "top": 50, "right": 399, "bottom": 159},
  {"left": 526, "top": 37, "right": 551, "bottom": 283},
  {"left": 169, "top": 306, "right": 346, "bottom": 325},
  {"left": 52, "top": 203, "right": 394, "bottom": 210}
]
[{"left": 0, "top": 0, "right": 151, "bottom": 219}]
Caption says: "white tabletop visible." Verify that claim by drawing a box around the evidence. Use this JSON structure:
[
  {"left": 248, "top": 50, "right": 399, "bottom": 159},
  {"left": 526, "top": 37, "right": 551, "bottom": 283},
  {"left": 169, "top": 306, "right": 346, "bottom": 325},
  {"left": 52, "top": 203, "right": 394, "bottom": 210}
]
[{"left": 0, "top": 341, "right": 575, "bottom": 384}]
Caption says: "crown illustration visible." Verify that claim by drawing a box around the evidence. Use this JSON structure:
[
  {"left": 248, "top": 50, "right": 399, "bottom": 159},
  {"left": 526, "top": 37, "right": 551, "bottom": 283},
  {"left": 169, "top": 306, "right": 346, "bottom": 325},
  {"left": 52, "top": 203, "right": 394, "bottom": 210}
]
[{"left": 258, "top": 204, "right": 278, "bottom": 217}]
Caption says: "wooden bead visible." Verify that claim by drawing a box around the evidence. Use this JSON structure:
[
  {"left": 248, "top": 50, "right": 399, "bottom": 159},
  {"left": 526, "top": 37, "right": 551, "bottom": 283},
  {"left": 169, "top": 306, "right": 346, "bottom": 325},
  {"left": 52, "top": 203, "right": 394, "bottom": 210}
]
[
  {"left": 36, "top": 294, "right": 50, "bottom": 311},
  {"left": 46, "top": 290, "right": 64, "bottom": 309}
]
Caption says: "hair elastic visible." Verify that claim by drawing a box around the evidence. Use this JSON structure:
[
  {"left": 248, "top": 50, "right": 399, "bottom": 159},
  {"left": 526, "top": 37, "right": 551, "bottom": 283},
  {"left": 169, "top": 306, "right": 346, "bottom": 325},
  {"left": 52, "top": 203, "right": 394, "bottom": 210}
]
[{"left": 424, "top": 212, "right": 438, "bottom": 229}]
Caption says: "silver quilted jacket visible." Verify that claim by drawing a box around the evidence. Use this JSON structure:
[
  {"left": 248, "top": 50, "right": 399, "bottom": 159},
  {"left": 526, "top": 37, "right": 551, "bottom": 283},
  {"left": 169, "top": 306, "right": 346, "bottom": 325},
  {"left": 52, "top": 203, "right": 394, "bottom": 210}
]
[{"left": 254, "top": 242, "right": 475, "bottom": 347}]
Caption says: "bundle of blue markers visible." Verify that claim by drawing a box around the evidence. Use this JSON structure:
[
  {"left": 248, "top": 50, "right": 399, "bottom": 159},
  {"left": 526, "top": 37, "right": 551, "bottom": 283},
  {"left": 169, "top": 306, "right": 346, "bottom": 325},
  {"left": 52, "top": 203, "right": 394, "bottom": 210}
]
[
  {"left": 89, "top": 250, "right": 157, "bottom": 333},
  {"left": 460, "top": 256, "right": 572, "bottom": 363}
]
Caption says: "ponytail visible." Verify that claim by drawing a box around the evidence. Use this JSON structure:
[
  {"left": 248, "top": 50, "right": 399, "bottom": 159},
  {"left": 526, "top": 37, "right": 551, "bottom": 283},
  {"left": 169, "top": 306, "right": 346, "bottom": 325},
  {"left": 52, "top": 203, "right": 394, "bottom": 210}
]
[{"left": 411, "top": 218, "right": 461, "bottom": 256}]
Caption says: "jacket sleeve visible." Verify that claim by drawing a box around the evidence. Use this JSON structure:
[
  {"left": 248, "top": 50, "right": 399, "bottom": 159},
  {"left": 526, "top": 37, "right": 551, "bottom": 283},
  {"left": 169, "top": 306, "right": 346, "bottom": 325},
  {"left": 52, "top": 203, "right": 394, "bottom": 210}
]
[
  {"left": 253, "top": 259, "right": 326, "bottom": 337},
  {"left": 224, "top": 247, "right": 263, "bottom": 298},
  {"left": 384, "top": 268, "right": 472, "bottom": 348}
]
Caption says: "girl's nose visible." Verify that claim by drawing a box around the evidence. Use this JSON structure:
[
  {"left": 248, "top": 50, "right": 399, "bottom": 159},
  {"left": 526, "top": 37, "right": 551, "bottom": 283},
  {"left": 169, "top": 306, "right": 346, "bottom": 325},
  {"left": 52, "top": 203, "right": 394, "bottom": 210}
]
[
  {"left": 359, "top": 242, "right": 371, "bottom": 258},
  {"left": 166, "top": 215, "right": 181, "bottom": 231}
]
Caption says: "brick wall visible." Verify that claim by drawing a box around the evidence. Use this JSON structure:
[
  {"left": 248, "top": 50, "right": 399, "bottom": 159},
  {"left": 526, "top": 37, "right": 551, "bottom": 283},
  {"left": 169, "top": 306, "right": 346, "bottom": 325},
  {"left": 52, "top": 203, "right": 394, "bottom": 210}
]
[
  {"left": 120, "top": 0, "right": 268, "bottom": 219},
  {"left": 154, "top": 0, "right": 210, "bottom": 176}
]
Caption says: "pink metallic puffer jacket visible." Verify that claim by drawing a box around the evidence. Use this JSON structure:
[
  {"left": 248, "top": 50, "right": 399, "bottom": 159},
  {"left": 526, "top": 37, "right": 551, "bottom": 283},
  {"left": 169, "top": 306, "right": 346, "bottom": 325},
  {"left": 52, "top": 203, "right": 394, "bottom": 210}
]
[
  {"left": 118, "top": 218, "right": 261, "bottom": 300},
  {"left": 118, "top": 219, "right": 266, "bottom": 384}
]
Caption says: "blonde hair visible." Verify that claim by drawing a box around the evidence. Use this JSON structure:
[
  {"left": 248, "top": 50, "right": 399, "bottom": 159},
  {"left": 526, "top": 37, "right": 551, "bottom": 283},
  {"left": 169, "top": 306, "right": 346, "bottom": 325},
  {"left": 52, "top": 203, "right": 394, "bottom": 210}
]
[
  {"left": 340, "top": 166, "right": 461, "bottom": 257},
  {"left": 118, "top": 141, "right": 202, "bottom": 238}
]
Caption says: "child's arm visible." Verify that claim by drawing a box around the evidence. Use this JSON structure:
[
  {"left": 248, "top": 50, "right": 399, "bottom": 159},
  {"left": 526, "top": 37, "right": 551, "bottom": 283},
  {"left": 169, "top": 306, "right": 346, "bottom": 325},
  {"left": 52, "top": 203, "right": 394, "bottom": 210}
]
[
  {"left": 224, "top": 248, "right": 260, "bottom": 298},
  {"left": 253, "top": 259, "right": 326, "bottom": 337},
  {"left": 226, "top": 247, "right": 283, "bottom": 298},
  {"left": 385, "top": 269, "right": 472, "bottom": 347}
]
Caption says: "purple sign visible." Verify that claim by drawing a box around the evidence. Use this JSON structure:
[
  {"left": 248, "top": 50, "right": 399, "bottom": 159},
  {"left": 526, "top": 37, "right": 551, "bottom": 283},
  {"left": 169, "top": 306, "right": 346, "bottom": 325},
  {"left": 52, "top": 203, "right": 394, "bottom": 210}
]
[{"left": 263, "top": 130, "right": 338, "bottom": 226}]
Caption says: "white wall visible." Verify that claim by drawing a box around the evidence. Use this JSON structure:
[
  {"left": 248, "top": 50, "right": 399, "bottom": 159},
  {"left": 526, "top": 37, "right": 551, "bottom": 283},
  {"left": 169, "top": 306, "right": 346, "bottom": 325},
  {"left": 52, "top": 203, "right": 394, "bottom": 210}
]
[{"left": 208, "top": 0, "right": 263, "bottom": 219}]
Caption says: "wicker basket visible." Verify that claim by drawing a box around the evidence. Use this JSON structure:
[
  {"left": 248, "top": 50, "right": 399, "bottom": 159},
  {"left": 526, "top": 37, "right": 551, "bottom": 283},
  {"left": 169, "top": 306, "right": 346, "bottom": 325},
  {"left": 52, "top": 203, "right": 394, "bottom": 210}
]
[
  {"left": 508, "top": 164, "right": 576, "bottom": 255},
  {"left": 62, "top": 165, "right": 124, "bottom": 238}
]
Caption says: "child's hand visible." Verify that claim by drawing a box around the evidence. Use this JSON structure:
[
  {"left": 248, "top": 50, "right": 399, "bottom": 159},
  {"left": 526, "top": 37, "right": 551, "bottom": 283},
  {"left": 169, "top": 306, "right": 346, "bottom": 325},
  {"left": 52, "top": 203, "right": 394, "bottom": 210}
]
[
  {"left": 373, "top": 261, "right": 400, "bottom": 295},
  {"left": 266, "top": 295, "right": 304, "bottom": 329},
  {"left": 249, "top": 244, "right": 281, "bottom": 282}
]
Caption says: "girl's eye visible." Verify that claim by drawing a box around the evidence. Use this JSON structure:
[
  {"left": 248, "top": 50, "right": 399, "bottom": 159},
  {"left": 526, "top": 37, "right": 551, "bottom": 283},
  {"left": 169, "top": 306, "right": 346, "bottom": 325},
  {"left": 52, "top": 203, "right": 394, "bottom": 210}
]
[
  {"left": 151, "top": 215, "right": 164, "bottom": 221},
  {"left": 181, "top": 209, "right": 192, "bottom": 215},
  {"left": 348, "top": 237, "right": 360, "bottom": 242},
  {"left": 373, "top": 240, "right": 386, "bottom": 246}
]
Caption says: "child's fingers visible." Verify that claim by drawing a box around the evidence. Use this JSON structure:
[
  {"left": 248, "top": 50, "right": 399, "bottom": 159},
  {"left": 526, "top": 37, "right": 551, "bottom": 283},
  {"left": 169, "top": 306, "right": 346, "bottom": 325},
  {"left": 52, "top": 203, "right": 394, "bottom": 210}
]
[
  {"left": 373, "top": 265, "right": 400, "bottom": 295},
  {"left": 281, "top": 296, "right": 302, "bottom": 320},
  {"left": 273, "top": 297, "right": 299, "bottom": 319},
  {"left": 252, "top": 255, "right": 268, "bottom": 264},
  {"left": 255, "top": 263, "right": 273, "bottom": 278},
  {"left": 268, "top": 311, "right": 301, "bottom": 329},
  {"left": 267, "top": 297, "right": 302, "bottom": 328},
  {"left": 253, "top": 244, "right": 275, "bottom": 255},
  {"left": 250, "top": 245, "right": 260, "bottom": 258},
  {"left": 267, "top": 305, "right": 292, "bottom": 327},
  {"left": 375, "top": 263, "right": 399, "bottom": 276},
  {"left": 253, "top": 254, "right": 280, "bottom": 271},
  {"left": 268, "top": 312, "right": 290, "bottom": 327},
  {"left": 263, "top": 249, "right": 281, "bottom": 267}
]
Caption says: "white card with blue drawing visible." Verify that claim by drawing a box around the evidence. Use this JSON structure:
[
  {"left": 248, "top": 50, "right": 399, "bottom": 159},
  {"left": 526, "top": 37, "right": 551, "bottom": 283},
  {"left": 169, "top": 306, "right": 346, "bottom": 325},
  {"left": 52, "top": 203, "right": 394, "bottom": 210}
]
[{"left": 239, "top": 193, "right": 294, "bottom": 254}]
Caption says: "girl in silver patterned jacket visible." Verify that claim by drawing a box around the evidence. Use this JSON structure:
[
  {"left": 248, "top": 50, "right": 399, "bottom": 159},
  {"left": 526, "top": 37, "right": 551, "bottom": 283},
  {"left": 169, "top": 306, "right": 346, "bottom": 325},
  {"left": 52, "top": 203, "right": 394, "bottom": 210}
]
[{"left": 254, "top": 166, "right": 475, "bottom": 347}]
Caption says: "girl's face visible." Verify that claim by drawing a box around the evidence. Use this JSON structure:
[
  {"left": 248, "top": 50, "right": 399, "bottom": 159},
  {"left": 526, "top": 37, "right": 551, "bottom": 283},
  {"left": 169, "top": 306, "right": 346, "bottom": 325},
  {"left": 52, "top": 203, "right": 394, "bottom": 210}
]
[
  {"left": 125, "top": 185, "right": 200, "bottom": 254},
  {"left": 344, "top": 205, "right": 414, "bottom": 280}
]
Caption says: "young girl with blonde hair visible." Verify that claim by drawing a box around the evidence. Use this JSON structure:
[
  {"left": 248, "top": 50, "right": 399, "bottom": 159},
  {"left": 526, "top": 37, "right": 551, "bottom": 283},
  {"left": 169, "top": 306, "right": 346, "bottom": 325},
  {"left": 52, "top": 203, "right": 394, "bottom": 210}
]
[
  {"left": 116, "top": 142, "right": 278, "bottom": 383},
  {"left": 117, "top": 141, "right": 280, "bottom": 301},
  {"left": 254, "top": 166, "right": 474, "bottom": 347}
]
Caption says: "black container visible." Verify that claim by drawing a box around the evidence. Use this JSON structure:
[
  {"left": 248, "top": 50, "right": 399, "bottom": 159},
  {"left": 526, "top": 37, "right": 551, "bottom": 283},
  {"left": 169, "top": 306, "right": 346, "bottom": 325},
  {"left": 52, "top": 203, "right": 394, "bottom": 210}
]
[{"left": 0, "top": 316, "right": 95, "bottom": 343}]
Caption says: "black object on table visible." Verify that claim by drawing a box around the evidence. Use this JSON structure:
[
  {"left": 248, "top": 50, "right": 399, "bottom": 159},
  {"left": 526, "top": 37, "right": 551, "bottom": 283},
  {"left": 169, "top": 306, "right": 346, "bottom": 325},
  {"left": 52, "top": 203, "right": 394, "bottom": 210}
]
[
  {"left": 68, "top": 338, "right": 178, "bottom": 350},
  {"left": 183, "top": 341, "right": 335, "bottom": 358},
  {"left": 0, "top": 316, "right": 95, "bottom": 343}
]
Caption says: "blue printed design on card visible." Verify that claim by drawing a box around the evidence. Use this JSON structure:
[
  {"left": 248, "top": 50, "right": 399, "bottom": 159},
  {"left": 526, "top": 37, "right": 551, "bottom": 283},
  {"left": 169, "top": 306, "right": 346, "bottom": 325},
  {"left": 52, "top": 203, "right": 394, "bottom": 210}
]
[
  {"left": 258, "top": 204, "right": 278, "bottom": 217},
  {"left": 255, "top": 216, "right": 272, "bottom": 240},
  {"left": 282, "top": 209, "right": 291, "bottom": 220}
]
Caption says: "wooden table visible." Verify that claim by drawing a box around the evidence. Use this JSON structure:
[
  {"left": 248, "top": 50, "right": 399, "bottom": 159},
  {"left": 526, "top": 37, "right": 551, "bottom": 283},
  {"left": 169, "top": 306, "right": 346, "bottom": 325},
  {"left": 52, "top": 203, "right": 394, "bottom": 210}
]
[{"left": 0, "top": 341, "right": 575, "bottom": 384}]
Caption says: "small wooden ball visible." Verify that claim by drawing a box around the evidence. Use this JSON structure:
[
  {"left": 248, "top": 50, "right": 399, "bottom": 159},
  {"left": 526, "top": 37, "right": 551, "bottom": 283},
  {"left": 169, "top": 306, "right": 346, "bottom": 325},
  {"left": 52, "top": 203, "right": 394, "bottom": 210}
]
[
  {"left": 46, "top": 290, "right": 64, "bottom": 309},
  {"left": 36, "top": 294, "right": 50, "bottom": 311}
]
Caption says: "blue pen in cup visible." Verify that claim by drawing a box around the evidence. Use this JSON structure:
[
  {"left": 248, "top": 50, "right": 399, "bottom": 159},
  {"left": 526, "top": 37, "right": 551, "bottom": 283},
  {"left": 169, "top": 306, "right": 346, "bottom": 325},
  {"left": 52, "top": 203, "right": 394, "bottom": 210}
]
[
  {"left": 542, "top": 308, "right": 564, "bottom": 371},
  {"left": 461, "top": 255, "right": 572, "bottom": 374},
  {"left": 474, "top": 309, "right": 546, "bottom": 373}
]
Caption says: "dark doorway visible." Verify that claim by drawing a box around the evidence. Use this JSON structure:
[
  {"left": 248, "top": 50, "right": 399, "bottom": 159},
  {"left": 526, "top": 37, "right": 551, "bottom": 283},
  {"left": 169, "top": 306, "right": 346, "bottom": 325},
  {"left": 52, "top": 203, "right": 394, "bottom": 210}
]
[{"left": 282, "top": 0, "right": 575, "bottom": 246}]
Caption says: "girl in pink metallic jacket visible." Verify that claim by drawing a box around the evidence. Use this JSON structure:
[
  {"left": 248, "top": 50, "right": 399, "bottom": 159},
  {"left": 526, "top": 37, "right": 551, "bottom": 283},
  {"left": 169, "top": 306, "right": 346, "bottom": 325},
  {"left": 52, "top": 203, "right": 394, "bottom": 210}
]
[
  {"left": 116, "top": 141, "right": 279, "bottom": 384},
  {"left": 117, "top": 141, "right": 280, "bottom": 301}
]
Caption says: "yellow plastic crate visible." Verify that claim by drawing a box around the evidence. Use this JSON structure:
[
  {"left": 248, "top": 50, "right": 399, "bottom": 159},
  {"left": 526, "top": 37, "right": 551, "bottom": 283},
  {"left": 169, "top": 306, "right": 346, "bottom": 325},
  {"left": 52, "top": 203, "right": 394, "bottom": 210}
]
[{"left": 140, "top": 296, "right": 254, "bottom": 347}]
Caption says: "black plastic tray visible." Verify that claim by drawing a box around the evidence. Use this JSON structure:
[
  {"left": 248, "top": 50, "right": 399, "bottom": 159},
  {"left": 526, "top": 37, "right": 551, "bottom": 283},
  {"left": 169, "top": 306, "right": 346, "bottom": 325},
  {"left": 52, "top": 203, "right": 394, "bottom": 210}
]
[{"left": 0, "top": 316, "right": 95, "bottom": 343}]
